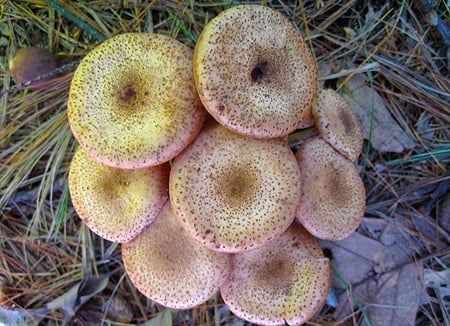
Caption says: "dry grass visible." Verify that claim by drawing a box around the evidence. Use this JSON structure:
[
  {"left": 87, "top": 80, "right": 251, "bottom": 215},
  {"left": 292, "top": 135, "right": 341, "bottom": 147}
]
[{"left": 0, "top": 0, "right": 449, "bottom": 325}]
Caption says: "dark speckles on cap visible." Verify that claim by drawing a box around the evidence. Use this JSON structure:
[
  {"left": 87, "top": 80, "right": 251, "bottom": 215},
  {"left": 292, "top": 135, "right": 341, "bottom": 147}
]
[
  {"left": 68, "top": 147, "right": 170, "bottom": 243},
  {"left": 295, "top": 137, "right": 366, "bottom": 241},
  {"left": 312, "top": 89, "right": 364, "bottom": 162},
  {"left": 68, "top": 33, "right": 205, "bottom": 169},
  {"left": 220, "top": 222, "right": 332, "bottom": 325},
  {"left": 169, "top": 121, "right": 302, "bottom": 253},
  {"left": 194, "top": 5, "right": 317, "bottom": 138},
  {"left": 122, "top": 202, "right": 232, "bottom": 309}
]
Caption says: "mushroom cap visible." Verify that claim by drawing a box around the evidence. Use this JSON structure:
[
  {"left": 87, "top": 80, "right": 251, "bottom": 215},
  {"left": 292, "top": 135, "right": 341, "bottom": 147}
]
[
  {"left": 194, "top": 5, "right": 317, "bottom": 138},
  {"left": 295, "top": 137, "right": 366, "bottom": 240},
  {"left": 68, "top": 33, "right": 205, "bottom": 169},
  {"left": 9, "top": 46, "right": 58, "bottom": 89},
  {"left": 122, "top": 202, "right": 232, "bottom": 309},
  {"left": 220, "top": 222, "right": 331, "bottom": 326},
  {"left": 312, "top": 89, "right": 363, "bottom": 162},
  {"left": 68, "top": 147, "right": 169, "bottom": 243},
  {"left": 169, "top": 122, "right": 301, "bottom": 253}
]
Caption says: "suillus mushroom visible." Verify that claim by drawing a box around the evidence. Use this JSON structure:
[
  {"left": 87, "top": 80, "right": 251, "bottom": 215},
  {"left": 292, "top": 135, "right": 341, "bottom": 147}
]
[
  {"left": 295, "top": 136, "right": 366, "bottom": 240},
  {"left": 169, "top": 121, "right": 302, "bottom": 253},
  {"left": 122, "top": 201, "right": 232, "bottom": 309},
  {"left": 220, "top": 222, "right": 331, "bottom": 326},
  {"left": 68, "top": 32, "right": 205, "bottom": 169},
  {"left": 9, "top": 46, "right": 58, "bottom": 89},
  {"left": 194, "top": 4, "right": 317, "bottom": 138},
  {"left": 68, "top": 147, "right": 169, "bottom": 243},
  {"left": 312, "top": 88, "right": 363, "bottom": 162}
]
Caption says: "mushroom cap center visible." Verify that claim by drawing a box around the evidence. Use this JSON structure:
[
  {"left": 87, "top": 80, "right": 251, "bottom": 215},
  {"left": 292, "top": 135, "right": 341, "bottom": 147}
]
[{"left": 217, "top": 165, "right": 258, "bottom": 208}]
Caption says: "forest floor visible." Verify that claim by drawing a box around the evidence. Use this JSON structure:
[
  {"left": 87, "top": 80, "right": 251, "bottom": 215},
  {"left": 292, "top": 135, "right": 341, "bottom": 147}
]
[{"left": 0, "top": 1, "right": 449, "bottom": 325}]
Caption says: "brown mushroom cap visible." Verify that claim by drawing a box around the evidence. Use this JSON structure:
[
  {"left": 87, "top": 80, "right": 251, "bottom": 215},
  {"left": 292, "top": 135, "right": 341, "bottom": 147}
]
[
  {"left": 169, "top": 122, "right": 301, "bottom": 253},
  {"left": 9, "top": 47, "right": 58, "bottom": 89},
  {"left": 220, "top": 222, "right": 331, "bottom": 325},
  {"left": 312, "top": 89, "right": 363, "bottom": 162},
  {"left": 68, "top": 33, "right": 205, "bottom": 169},
  {"left": 122, "top": 202, "right": 232, "bottom": 309},
  {"left": 194, "top": 5, "right": 317, "bottom": 138},
  {"left": 68, "top": 147, "right": 169, "bottom": 243},
  {"left": 295, "top": 137, "right": 366, "bottom": 240}
]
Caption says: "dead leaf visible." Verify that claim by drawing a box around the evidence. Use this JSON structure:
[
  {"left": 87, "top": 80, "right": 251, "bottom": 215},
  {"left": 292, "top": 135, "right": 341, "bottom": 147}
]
[
  {"left": 139, "top": 308, "right": 173, "bottom": 326},
  {"left": 320, "top": 222, "right": 423, "bottom": 326},
  {"left": 424, "top": 268, "right": 450, "bottom": 295},
  {"left": 0, "top": 306, "right": 47, "bottom": 326},
  {"left": 341, "top": 74, "right": 416, "bottom": 153},
  {"left": 46, "top": 274, "right": 110, "bottom": 322}
]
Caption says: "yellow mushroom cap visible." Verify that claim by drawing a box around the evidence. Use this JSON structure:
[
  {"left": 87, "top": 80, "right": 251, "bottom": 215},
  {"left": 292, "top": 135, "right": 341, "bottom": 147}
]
[
  {"left": 220, "top": 222, "right": 331, "bottom": 325},
  {"left": 194, "top": 5, "right": 317, "bottom": 138},
  {"left": 68, "top": 33, "right": 205, "bottom": 169},
  {"left": 295, "top": 137, "right": 366, "bottom": 240},
  {"left": 169, "top": 122, "right": 301, "bottom": 253},
  {"left": 68, "top": 147, "right": 169, "bottom": 243},
  {"left": 122, "top": 202, "right": 232, "bottom": 309},
  {"left": 312, "top": 89, "right": 363, "bottom": 162}
]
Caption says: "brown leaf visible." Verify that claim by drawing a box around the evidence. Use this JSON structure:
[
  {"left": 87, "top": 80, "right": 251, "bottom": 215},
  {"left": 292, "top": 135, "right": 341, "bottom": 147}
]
[
  {"left": 320, "top": 222, "right": 423, "bottom": 326},
  {"left": 341, "top": 74, "right": 416, "bottom": 153},
  {"left": 46, "top": 274, "right": 110, "bottom": 322},
  {"left": 140, "top": 309, "right": 173, "bottom": 326}
]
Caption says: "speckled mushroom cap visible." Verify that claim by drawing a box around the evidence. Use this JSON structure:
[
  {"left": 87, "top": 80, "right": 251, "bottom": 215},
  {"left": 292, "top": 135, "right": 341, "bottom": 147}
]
[
  {"left": 68, "top": 147, "right": 169, "bottom": 243},
  {"left": 295, "top": 137, "right": 366, "bottom": 240},
  {"left": 220, "top": 222, "right": 331, "bottom": 326},
  {"left": 312, "top": 89, "right": 363, "bottom": 162},
  {"left": 122, "top": 202, "right": 232, "bottom": 309},
  {"left": 68, "top": 33, "right": 205, "bottom": 169},
  {"left": 169, "top": 122, "right": 301, "bottom": 253},
  {"left": 194, "top": 5, "right": 317, "bottom": 138}
]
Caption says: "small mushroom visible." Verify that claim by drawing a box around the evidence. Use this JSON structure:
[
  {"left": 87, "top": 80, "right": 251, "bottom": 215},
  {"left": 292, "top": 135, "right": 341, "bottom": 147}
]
[
  {"left": 295, "top": 137, "right": 366, "bottom": 240},
  {"left": 312, "top": 89, "right": 363, "bottom": 162},
  {"left": 170, "top": 122, "right": 301, "bottom": 253},
  {"left": 220, "top": 222, "right": 331, "bottom": 326},
  {"left": 68, "top": 147, "right": 169, "bottom": 243},
  {"left": 194, "top": 5, "right": 317, "bottom": 138},
  {"left": 9, "top": 46, "right": 58, "bottom": 89},
  {"left": 122, "top": 202, "right": 232, "bottom": 309},
  {"left": 68, "top": 33, "right": 205, "bottom": 169}
]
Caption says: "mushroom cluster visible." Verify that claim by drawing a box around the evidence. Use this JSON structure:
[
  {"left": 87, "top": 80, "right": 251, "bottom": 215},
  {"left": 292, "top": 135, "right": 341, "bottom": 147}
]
[{"left": 67, "top": 4, "right": 365, "bottom": 325}]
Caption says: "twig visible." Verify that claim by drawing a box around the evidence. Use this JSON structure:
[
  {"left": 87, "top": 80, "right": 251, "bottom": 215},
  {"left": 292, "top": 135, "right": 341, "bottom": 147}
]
[{"left": 0, "top": 59, "right": 81, "bottom": 97}]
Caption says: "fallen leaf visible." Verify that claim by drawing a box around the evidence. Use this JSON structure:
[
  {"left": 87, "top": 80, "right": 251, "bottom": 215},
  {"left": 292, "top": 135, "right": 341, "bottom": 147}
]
[
  {"left": 341, "top": 74, "right": 416, "bottom": 153},
  {"left": 423, "top": 268, "right": 450, "bottom": 297},
  {"left": 46, "top": 274, "right": 110, "bottom": 322},
  {"left": 320, "top": 221, "right": 423, "bottom": 326},
  {"left": 139, "top": 308, "right": 172, "bottom": 326},
  {"left": 0, "top": 306, "right": 47, "bottom": 326}
]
